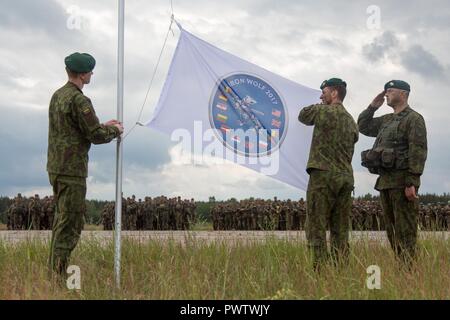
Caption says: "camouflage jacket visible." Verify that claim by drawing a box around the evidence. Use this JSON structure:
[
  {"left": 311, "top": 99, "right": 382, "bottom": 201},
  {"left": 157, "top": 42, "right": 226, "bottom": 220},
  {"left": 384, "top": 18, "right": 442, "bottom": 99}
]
[
  {"left": 358, "top": 105, "right": 427, "bottom": 190},
  {"left": 47, "top": 82, "right": 120, "bottom": 177},
  {"left": 28, "top": 198, "right": 42, "bottom": 213},
  {"left": 298, "top": 103, "right": 359, "bottom": 176}
]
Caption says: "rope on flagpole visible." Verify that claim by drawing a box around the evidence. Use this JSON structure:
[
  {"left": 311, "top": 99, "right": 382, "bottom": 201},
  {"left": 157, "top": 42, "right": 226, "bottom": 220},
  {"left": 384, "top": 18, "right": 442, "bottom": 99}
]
[{"left": 122, "top": 14, "right": 176, "bottom": 139}]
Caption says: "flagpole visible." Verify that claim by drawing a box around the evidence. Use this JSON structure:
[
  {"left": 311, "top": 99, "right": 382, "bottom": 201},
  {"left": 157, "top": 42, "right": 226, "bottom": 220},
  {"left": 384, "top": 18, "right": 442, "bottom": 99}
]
[{"left": 114, "top": 0, "right": 124, "bottom": 290}]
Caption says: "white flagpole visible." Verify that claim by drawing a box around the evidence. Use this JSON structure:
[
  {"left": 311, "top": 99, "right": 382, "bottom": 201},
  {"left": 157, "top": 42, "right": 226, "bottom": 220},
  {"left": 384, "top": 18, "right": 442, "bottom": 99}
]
[{"left": 114, "top": 0, "right": 124, "bottom": 290}]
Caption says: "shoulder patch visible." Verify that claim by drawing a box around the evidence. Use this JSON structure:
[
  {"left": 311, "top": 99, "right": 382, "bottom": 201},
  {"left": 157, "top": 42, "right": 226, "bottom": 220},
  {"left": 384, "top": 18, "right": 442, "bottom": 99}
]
[{"left": 82, "top": 106, "right": 91, "bottom": 114}]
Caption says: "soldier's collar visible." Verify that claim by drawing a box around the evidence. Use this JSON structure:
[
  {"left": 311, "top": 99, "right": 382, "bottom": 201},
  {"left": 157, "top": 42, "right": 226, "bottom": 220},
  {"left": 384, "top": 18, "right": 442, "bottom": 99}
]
[
  {"left": 66, "top": 81, "right": 83, "bottom": 93},
  {"left": 397, "top": 105, "right": 411, "bottom": 116}
]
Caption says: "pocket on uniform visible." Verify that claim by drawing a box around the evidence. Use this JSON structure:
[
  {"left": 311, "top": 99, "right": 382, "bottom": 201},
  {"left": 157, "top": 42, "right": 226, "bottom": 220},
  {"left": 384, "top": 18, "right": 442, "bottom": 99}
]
[
  {"left": 381, "top": 148, "right": 395, "bottom": 168},
  {"left": 307, "top": 169, "right": 328, "bottom": 190},
  {"left": 395, "top": 150, "right": 409, "bottom": 170}
]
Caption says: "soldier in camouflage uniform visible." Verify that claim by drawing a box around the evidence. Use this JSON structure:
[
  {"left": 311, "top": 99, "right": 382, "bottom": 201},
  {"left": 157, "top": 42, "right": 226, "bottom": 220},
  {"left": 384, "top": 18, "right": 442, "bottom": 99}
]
[
  {"left": 217, "top": 205, "right": 224, "bottom": 230},
  {"left": 168, "top": 198, "right": 176, "bottom": 230},
  {"left": 278, "top": 203, "right": 287, "bottom": 230},
  {"left": 127, "top": 196, "right": 138, "bottom": 231},
  {"left": 29, "top": 194, "right": 42, "bottom": 230},
  {"left": 6, "top": 204, "right": 11, "bottom": 230},
  {"left": 445, "top": 205, "right": 450, "bottom": 231},
  {"left": 358, "top": 80, "right": 427, "bottom": 266},
  {"left": 174, "top": 198, "right": 180, "bottom": 229},
  {"left": 7, "top": 198, "right": 14, "bottom": 230},
  {"left": 144, "top": 197, "right": 155, "bottom": 230},
  {"left": 181, "top": 199, "right": 188, "bottom": 230},
  {"left": 299, "top": 78, "right": 358, "bottom": 269},
  {"left": 271, "top": 200, "right": 280, "bottom": 231},
  {"left": 12, "top": 194, "right": 26, "bottom": 230},
  {"left": 189, "top": 198, "right": 197, "bottom": 227},
  {"left": 136, "top": 198, "right": 144, "bottom": 230},
  {"left": 158, "top": 197, "right": 169, "bottom": 230},
  {"left": 101, "top": 202, "right": 113, "bottom": 230},
  {"left": 41, "top": 196, "right": 50, "bottom": 229},
  {"left": 47, "top": 52, "right": 123, "bottom": 276},
  {"left": 298, "top": 198, "right": 306, "bottom": 230}
]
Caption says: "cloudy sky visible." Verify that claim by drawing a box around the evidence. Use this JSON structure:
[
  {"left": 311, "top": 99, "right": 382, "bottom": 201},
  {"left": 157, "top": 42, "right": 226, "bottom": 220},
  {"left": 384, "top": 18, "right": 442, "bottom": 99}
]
[{"left": 1, "top": 0, "right": 449, "bottom": 201}]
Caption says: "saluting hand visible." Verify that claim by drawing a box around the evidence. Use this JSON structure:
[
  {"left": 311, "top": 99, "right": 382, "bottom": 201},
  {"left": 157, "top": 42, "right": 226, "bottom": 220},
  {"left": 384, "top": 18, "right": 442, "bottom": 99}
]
[{"left": 370, "top": 91, "right": 385, "bottom": 109}]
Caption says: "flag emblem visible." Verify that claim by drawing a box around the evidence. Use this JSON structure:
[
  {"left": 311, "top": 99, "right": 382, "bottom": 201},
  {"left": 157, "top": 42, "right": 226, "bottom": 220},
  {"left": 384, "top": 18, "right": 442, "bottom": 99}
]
[
  {"left": 220, "top": 124, "right": 230, "bottom": 133},
  {"left": 271, "top": 119, "right": 281, "bottom": 128},
  {"left": 210, "top": 73, "right": 287, "bottom": 157},
  {"left": 216, "top": 103, "right": 227, "bottom": 111},
  {"left": 216, "top": 114, "right": 228, "bottom": 122},
  {"left": 272, "top": 108, "right": 281, "bottom": 117}
]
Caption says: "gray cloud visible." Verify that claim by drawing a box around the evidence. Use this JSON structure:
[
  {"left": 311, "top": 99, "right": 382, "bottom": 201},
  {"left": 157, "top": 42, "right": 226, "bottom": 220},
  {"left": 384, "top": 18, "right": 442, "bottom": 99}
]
[
  {"left": 400, "top": 45, "right": 446, "bottom": 80},
  {"left": 362, "top": 31, "right": 447, "bottom": 81},
  {"left": 0, "top": 107, "right": 48, "bottom": 194},
  {"left": 362, "top": 31, "right": 399, "bottom": 62},
  {"left": 123, "top": 129, "right": 172, "bottom": 169},
  {"left": 0, "top": 0, "right": 81, "bottom": 41}
]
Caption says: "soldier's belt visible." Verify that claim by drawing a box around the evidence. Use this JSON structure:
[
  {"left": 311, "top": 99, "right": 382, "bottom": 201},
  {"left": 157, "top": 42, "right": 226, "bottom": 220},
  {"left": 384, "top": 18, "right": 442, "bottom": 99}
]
[{"left": 361, "top": 147, "right": 408, "bottom": 174}]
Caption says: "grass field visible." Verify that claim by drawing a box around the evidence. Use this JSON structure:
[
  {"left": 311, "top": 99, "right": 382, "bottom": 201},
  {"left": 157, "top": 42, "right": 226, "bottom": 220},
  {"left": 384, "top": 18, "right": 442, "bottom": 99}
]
[{"left": 0, "top": 235, "right": 448, "bottom": 299}]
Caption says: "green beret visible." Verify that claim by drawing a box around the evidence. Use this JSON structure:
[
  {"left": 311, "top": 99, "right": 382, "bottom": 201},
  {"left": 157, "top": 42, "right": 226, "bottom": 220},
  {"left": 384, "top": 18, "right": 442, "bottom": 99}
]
[
  {"left": 320, "top": 78, "right": 347, "bottom": 90},
  {"left": 384, "top": 80, "right": 410, "bottom": 92},
  {"left": 65, "top": 52, "right": 96, "bottom": 73}
]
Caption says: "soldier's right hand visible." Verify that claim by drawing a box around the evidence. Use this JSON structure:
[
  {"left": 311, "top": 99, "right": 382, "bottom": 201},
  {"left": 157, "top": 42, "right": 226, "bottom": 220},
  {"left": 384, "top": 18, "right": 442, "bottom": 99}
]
[
  {"left": 370, "top": 91, "right": 385, "bottom": 109},
  {"left": 104, "top": 119, "right": 120, "bottom": 126},
  {"left": 113, "top": 123, "right": 124, "bottom": 134}
]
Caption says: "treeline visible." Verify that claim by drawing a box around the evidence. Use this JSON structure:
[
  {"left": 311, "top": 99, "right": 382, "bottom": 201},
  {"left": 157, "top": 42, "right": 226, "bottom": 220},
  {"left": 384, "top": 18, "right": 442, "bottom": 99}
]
[
  {"left": 85, "top": 199, "right": 110, "bottom": 224},
  {"left": 417, "top": 193, "right": 450, "bottom": 204},
  {"left": 356, "top": 193, "right": 450, "bottom": 204}
]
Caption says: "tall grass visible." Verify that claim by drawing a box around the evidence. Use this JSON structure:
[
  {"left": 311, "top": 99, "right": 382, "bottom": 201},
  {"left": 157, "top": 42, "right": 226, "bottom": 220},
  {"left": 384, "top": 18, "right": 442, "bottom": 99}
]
[{"left": 0, "top": 236, "right": 448, "bottom": 299}]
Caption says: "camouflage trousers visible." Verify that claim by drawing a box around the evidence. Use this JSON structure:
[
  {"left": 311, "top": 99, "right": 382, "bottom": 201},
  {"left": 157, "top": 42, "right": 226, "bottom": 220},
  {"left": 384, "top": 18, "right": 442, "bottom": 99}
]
[
  {"left": 380, "top": 188, "right": 419, "bottom": 266},
  {"left": 31, "top": 211, "right": 41, "bottom": 230},
  {"left": 48, "top": 174, "right": 86, "bottom": 276},
  {"left": 306, "top": 170, "right": 353, "bottom": 269}
]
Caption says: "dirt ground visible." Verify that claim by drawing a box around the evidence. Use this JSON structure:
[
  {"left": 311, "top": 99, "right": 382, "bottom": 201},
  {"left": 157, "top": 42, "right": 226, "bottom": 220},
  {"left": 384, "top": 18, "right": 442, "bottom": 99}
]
[{"left": 0, "top": 230, "right": 448, "bottom": 245}]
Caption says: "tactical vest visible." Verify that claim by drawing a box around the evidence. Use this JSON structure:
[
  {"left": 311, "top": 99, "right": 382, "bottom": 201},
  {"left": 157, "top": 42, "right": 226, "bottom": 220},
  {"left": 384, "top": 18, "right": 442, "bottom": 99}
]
[{"left": 361, "top": 109, "right": 411, "bottom": 174}]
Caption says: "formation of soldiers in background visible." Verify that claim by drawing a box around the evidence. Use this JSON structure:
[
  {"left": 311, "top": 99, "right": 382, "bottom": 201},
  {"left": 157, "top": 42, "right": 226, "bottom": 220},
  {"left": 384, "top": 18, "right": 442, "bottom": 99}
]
[
  {"left": 102, "top": 195, "right": 197, "bottom": 230},
  {"left": 211, "top": 198, "right": 450, "bottom": 231},
  {"left": 4, "top": 194, "right": 450, "bottom": 231},
  {"left": 5, "top": 193, "right": 55, "bottom": 230}
]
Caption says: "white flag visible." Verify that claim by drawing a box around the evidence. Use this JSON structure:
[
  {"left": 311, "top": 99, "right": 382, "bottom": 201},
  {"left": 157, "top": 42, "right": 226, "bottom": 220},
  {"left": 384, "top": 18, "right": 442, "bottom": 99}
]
[{"left": 146, "top": 25, "right": 320, "bottom": 191}]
